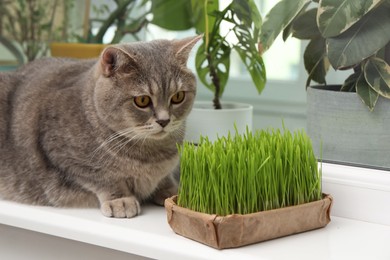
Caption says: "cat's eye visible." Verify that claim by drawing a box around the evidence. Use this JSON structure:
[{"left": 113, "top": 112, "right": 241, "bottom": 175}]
[
  {"left": 134, "top": 95, "right": 151, "bottom": 108},
  {"left": 171, "top": 91, "right": 185, "bottom": 104}
]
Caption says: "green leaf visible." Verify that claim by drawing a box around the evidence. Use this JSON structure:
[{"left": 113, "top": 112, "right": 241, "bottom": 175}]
[
  {"left": 232, "top": 0, "right": 262, "bottom": 30},
  {"left": 151, "top": 0, "right": 192, "bottom": 30},
  {"left": 282, "top": 20, "right": 294, "bottom": 42},
  {"left": 234, "top": 45, "right": 266, "bottom": 94},
  {"left": 341, "top": 71, "right": 361, "bottom": 92},
  {"left": 230, "top": 1, "right": 265, "bottom": 93},
  {"left": 0, "top": 35, "right": 25, "bottom": 64},
  {"left": 327, "top": 2, "right": 390, "bottom": 69},
  {"left": 260, "top": 0, "right": 310, "bottom": 54},
  {"left": 364, "top": 57, "right": 390, "bottom": 98},
  {"left": 190, "top": 0, "right": 219, "bottom": 33},
  {"left": 247, "top": 0, "right": 262, "bottom": 31},
  {"left": 356, "top": 73, "right": 379, "bottom": 111},
  {"left": 282, "top": 1, "right": 311, "bottom": 41},
  {"left": 318, "top": 0, "right": 383, "bottom": 38},
  {"left": 304, "top": 37, "right": 329, "bottom": 87},
  {"left": 292, "top": 8, "right": 321, "bottom": 40},
  {"left": 195, "top": 39, "right": 230, "bottom": 96}
]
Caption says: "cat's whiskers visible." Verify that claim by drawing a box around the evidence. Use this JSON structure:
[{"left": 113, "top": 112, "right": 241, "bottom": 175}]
[
  {"left": 89, "top": 120, "right": 182, "bottom": 169},
  {"left": 170, "top": 127, "right": 185, "bottom": 143},
  {"left": 89, "top": 127, "right": 136, "bottom": 162},
  {"left": 105, "top": 128, "right": 133, "bottom": 143},
  {"left": 89, "top": 126, "right": 148, "bottom": 166},
  {"left": 109, "top": 130, "right": 145, "bottom": 157},
  {"left": 102, "top": 124, "right": 165, "bottom": 166},
  {"left": 168, "top": 120, "right": 184, "bottom": 134},
  {"left": 140, "top": 131, "right": 154, "bottom": 148}
]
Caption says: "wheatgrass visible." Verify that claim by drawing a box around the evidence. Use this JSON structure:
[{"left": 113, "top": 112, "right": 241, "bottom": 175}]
[{"left": 177, "top": 128, "right": 322, "bottom": 216}]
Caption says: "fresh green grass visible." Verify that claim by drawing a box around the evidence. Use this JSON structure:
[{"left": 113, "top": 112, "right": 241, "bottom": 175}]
[{"left": 177, "top": 128, "right": 322, "bottom": 216}]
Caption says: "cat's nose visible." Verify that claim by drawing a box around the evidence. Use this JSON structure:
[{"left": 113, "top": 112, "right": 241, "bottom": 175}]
[{"left": 156, "top": 119, "right": 170, "bottom": 128}]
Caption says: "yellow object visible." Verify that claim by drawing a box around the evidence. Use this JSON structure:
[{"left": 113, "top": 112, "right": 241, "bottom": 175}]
[{"left": 50, "top": 43, "right": 107, "bottom": 59}]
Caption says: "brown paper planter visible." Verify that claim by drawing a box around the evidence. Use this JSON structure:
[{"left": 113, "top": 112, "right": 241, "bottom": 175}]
[{"left": 165, "top": 194, "right": 333, "bottom": 249}]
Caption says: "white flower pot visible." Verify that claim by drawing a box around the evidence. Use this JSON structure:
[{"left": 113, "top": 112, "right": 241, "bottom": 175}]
[{"left": 185, "top": 101, "right": 253, "bottom": 143}]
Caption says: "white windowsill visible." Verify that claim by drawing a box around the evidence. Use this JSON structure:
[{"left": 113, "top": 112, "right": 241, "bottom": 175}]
[
  {"left": 1, "top": 163, "right": 390, "bottom": 260},
  {"left": 321, "top": 162, "right": 390, "bottom": 226}
]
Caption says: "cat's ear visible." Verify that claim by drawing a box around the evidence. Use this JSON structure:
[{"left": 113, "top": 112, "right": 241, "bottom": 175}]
[
  {"left": 173, "top": 35, "right": 203, "bottom": 66},
  {"left": 100, "top": 46, "right": 137, "bottom": 77}
]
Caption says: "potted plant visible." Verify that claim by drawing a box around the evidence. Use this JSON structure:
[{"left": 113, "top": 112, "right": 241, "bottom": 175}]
[
  {"left": 0, "top": 0, "right": 68, "bottom": 67},
  {"left": 165, "top": 128, "right": 332, "bottom": 249},
  {"left": 259, "top": 0, "right": 390, "bottom": 168},
  {"left": 50, "top": 0, "right": 193, "bottom": 58},
  {"left": 151, "top": 0, "right": 266, "bottom": 143},
  {"left": 50, "top": 0, "right": 149, "bottom": 59}
]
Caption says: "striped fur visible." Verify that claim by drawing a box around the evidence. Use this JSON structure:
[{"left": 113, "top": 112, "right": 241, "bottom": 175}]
[{"left": 0, "top": 36, "right": 201, "bottom": 218}]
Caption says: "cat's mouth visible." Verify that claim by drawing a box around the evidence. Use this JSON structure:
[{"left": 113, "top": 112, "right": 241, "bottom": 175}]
[
  {"left": 143, "top": 120, "right": 180, "bottom": 139},
  {"left": 150, "top": 129, "right": 169, "bottom": 139}
]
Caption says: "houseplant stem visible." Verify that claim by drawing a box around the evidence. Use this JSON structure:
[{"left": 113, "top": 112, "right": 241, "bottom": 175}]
[{"left": 206, "top": 53, "right": 222, "bottom": 109}]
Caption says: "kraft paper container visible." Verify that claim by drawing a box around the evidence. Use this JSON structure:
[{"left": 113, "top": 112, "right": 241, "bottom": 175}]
[{"left": 165, "top": 194, "right": 332, "bottom": 249}]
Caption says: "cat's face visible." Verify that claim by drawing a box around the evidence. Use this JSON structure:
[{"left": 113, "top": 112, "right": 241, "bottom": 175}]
[{"left": 93, "top": 36, "right": 201, "bottom": 141}]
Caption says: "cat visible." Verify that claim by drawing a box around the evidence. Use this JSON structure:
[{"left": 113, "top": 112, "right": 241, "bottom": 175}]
[{"left": 0, "top": 35, "right": 202, "bottom": 218}]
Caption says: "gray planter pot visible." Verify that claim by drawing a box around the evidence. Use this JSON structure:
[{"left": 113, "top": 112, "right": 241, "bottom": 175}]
[{"left": 307, "top": 85, "right": 390, "bottom": 169}]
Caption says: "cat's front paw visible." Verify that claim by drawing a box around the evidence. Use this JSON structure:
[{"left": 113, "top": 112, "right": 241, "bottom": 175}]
[{"left": 100, "top": 196, "right": 141, "bottom": 218}]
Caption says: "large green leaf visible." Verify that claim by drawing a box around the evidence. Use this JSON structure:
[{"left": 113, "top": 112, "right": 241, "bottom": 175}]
[
  {"left": 151, "top": 0, "right": 192, "bottom": 30},
  {"left": 356, "top": 72, "right": 379, "bottom": 111},
  {"left": 304, "top": 37, "right": 329, "bottom": 87},
  {"left": 195, "top": 39, "right": 231, "bottom": 96},
  {"left": 327, "top": 2, "right": 390, "bottom": 69},
  {"left": 190, "top": 0, "right": 219, "bottom": 33},
  {"left": 282, "top": 2, "right": 311, "bottom": 41},
  {"left": 232, "top": 0, "right": 262, "bottom": 30},
  {"left": 291, "top": 8, "right": 321, "bottom": 40},
  {"left": 282, "top": 20, "right": 294, "bottom": 42},
  {"left": 340, "top": 71, "right": 360, "bottom": 92},
  {"left": 247, "top": 0, "right": 262, "bottom": 31},
  {"left": 0, "top": 35, "right": 25, "bottom": 64},
  {"left": 259, "top": 0, "right": 310, "bottom": 54},
  {"left": 318, "top": 0, "right": 383, "bottom": 38},
  {"left": 235, "top": 46, "right": 266, "bottom": 93},
  {"left": 233, "top": 23, "right": 266, "bottom": 93},
  {"left": 364, "top": 57, "right": 390, "bottom": 99},
  {"left": 227, "top": 1, "right": 265, "bottom": 93}
]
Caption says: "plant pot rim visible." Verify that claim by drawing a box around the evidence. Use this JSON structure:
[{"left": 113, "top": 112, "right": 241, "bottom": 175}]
[
  {"left": 308, "top": 84, "right": 343, "bottom": 92},
  {"left": 165, "top": 194, "right": 333, "bottom": 249},
  {"left": 192, "top": 101, "right": 253, "bottom": 111},
  {"left": 0, "top": 60, "right": 19, "bottom": 66},
  {"left": 50, "top": 42, "right": 108, "bottom": 48},
  {"left": 167, "top": 194, "right": 332, "bottom": 217},
  {"left": 50, "top": 42, "right": 108, "bottom": 59}
]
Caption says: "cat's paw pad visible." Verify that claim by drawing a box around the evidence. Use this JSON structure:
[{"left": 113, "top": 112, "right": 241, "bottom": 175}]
[{"left": 100, "top": 196, "right": 141, "bottom": 218}]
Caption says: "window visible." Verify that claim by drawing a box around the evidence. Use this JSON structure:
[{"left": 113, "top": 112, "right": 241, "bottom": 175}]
[
  {"left": 144, "top": 1, "right": 308, "bottom": 130},
  {"left": 90, "top": 0, "right": 352, "bottom": 131}
]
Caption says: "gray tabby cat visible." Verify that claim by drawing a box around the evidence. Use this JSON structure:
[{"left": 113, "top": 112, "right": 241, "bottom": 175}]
[{"left": 0, "top": 35, "right": 201, "bottom": 218}]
